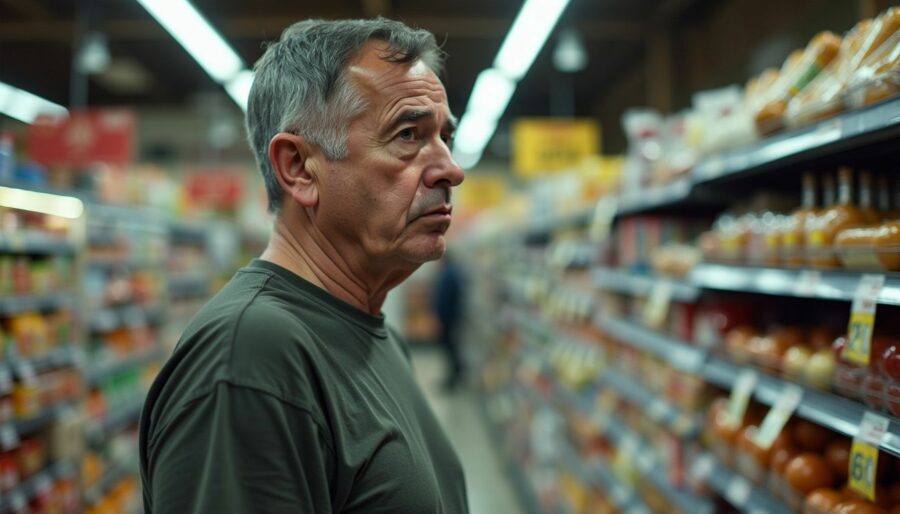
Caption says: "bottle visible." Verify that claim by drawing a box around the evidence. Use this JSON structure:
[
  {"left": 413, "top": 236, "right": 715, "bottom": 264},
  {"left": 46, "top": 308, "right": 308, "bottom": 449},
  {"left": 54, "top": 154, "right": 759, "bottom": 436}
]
[
  {"left": 808, "top": 167, "right": 865, "bottom": 268},
  {"left": 858, "top": 171, "right": 879, "bottom": 224},
  {"left": 781, "top": 173, "right": 817, "bottom": 267}
]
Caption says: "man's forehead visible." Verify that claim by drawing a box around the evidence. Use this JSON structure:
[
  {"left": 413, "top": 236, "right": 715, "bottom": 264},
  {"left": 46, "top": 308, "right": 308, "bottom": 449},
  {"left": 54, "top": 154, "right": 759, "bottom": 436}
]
[{"left": 346, "top": 41, "right": 446, "bottom": 99}]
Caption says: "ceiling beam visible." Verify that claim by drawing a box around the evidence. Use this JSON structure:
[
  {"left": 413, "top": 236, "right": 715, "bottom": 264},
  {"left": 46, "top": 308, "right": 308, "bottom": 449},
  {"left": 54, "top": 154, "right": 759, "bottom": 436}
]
[
  {"left": 0, "top": 0, "right": 49, "bottom": 19},
  {"left": 0, "top": 17, "right": 645, "bottom": 43}
]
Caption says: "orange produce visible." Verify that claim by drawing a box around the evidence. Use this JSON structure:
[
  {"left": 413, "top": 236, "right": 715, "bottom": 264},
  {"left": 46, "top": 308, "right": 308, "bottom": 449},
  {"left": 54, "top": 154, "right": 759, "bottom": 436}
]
[
  {"left": 802, "top": 488, "right": 842, "bottom": 514},
  {"left": 785, "top": 453, "right": 836, "bottom": 495}
]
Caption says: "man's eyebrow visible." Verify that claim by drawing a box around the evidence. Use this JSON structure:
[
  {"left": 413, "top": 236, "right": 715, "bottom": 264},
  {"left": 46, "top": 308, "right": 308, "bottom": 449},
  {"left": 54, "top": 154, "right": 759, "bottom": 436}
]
[{"left": 385, "top": 109, "right": 434, "bottom": 134}]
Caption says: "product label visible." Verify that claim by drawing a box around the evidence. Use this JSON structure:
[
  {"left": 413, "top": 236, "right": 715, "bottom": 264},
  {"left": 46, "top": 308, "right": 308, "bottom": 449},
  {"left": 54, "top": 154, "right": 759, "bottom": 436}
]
[
  {"left": 789, "top": 63, "right": 824, "bottom": 96},
  {"left": 845, "top": 275, "right": 885, "bottom": 366},
  {"left": 725, "top": 370, "right": 758, "bottom": 428},
  {"left": 808, "top": 230, "right": 826, "bottom": 247},
  {"left": 783, "top": 232, "right": 799, "bottom": 248},
  {"left": 848, "top": 412, "right": 889, "bottom": 501},
  {"left": 643, "top": 281, "right": 673, "bottom": 330},
  {"left": 752, "top": 385, "right": 803, "bottom": 450}
]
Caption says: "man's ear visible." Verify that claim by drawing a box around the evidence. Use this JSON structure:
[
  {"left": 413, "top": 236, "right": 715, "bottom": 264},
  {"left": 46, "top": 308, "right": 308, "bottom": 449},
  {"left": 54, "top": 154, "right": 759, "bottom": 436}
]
[{"left": 268, "top": 133, "right": 320, "bottom": 207}]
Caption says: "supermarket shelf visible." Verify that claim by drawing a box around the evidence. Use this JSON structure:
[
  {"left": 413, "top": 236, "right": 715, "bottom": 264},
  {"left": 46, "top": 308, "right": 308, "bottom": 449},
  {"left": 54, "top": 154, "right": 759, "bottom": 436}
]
[
  {"left": 693, "top": 96, "right": 900, "bottom": 184},
  {"left": 88, "top": 257, "right": 164, "bottom": 270},
  {"left": 86, "top": 398, "right": 145, "bottom": 442},
  {"left": 0, "top": 293, "right": 73, "bottom": 316},
  {"left": 0, "top": 459, "right": 77, "bottom": 513},
  {"left": 86, "top": 348, "right": 163, "bottom": 386},
  {"left": 597, "top": 313, "right": 900, "bottom": 458},
  {"left": 0, "top": 232, "right": 76, "bottom": 255},
  {"left": 90, "top": 304, "right": 164, "bottom": 333},
  {"left": 4, "top": 345, "right": 78, "bottom": 376},
  {"left": 703, "top": 354, "right": 900, "bottom": 458},
  {"left": 594, "top": 314, "right": 707, "bottom": 373},
  {"left": 168, "top": 272, "right": 213, "bottom": 298},
  {"left": 169, "top": 221, "right": 209, "bottom": 244},
  {"left": 690, "top": 263, "right": 900, "bottom": 306},
  {"left": 591, "top": 267, "right": 699, "bottom": 302},
  {"left": 692, "top": 453, "right": 793, "bottom": 514},
  {"left": 599, "top": 368, "right": 702, "bottom": 438},
  {"left": 14, "top": 400, "right": 79, "bottom": 436},
  {"left": 84, "top": 462, "right": 133, "bottom": 505},
  {"left": 617, "top": 178, "right": 691, "bottom": 216},
  {"left": 558, "top": 442, "right": 651, "bottom": 514}
]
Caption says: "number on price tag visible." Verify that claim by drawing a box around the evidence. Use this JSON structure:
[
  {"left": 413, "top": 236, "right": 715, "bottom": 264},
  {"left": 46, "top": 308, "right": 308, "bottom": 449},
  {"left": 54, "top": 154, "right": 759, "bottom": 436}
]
[
  {"left": 725, "top": 371, "right": 757, "bottom": 427},
  {"left": 848, "top": 412, "right": 889, "bottom": 501},
  {"left": 752, "top": 385, "right": 803, "bottom": 450},
  {"left": 844, "top": 275, "right": 885, "bottom": 366},
  {"left": 0, "top": 424, "right": 19, "bottom": 450},
  {"left": 644, "top": 281, "right": 673, "bottom": 329}
]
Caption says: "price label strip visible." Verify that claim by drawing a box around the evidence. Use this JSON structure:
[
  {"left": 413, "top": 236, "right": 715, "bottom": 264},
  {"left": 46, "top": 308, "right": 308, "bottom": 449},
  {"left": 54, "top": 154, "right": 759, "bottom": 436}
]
[
  {"left": 725, "top": 370, "right": 758, "bottom": 428},
  {"left": 844, "top": 274, "right": 885, "bottom": 366},
  {"left": 752, "top": 385, "right": 803, "bottom": 450},
  {"left": 795, "top": 270, "right": 822, "bottom": 296},
  {"left": 848, "top": 412, "right": 889, "bottom": 501},
  {"left": 644, "top": 281, "right": 673, "bottom": 330}
]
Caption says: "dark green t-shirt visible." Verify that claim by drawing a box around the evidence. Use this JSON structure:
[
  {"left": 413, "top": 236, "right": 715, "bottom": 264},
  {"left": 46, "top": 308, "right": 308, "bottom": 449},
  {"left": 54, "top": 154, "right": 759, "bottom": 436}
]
[{"left": 139, "top": 259, "right": 468, "bottom": 513}]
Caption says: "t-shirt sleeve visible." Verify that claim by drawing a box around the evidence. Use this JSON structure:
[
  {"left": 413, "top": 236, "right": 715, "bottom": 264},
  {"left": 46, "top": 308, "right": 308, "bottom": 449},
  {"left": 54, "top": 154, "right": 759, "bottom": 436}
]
[{"left": 145, "top": 382, "right": 335, "bottom": 514}]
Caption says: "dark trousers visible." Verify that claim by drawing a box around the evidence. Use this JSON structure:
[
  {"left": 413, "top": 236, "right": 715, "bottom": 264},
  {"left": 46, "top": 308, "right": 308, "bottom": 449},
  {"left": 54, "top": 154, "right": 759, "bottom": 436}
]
[{"left": 438, "top": 321, "right": 464, "bottom": 385}]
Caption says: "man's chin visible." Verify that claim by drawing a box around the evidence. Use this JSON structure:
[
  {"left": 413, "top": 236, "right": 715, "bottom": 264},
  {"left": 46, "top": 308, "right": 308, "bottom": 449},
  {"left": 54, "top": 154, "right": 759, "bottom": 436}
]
[{"left": 400, "top": 233, "right": 447, "bottom": 264}]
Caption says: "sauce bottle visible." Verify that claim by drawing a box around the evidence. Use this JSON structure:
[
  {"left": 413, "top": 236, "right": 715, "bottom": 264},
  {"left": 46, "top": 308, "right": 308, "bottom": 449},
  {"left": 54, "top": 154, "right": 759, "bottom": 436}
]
[{"left": 808, "top": 167, "right": 865, "bottom": 268}]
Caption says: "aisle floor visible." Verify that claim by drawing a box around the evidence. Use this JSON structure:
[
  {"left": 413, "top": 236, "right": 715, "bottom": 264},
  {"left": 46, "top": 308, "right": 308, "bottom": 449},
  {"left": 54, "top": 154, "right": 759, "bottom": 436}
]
[{"left": 410, "top": 346, "right": 526, "bottom": 514}]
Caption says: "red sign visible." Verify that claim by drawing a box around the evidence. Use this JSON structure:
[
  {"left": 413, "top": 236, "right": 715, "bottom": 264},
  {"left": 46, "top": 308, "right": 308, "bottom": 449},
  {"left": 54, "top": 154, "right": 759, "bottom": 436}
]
[
  {"left": 185, "top": 169, "right": 245, "bottom": 210},
  {"left": 28, "top": 109, "right": 135, "bottom": 167}
]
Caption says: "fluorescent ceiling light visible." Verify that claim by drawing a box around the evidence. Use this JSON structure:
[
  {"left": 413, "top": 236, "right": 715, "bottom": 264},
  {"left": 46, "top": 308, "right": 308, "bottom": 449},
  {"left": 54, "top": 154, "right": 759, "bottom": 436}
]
[
  {"left": 494, "top": 0, "right": 571, "bottom": 80},
  {"left": 225, "top": 70, "right": 255, "bottom": 112},
  {"left": 0, "top": 81, "right": 68, "bottom": 124},
  {"left": 465, "top": 69, "right": 516, "bottom": 122},
  {"left": 453, "top": 114, "right": 496, "bottom": 155},
  {"left": 0, "top": 186, "right": 84, "bottom": 219},
  {"left": 135, "top": 0, "right": 243, "bottom": 84}
]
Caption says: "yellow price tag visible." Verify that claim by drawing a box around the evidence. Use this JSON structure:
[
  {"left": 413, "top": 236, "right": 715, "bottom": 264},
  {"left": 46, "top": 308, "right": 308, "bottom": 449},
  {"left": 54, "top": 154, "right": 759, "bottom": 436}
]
[
  {"left": 844, "top": 275, "right": 885, "bottom": 367},
  {"left": 849, "top": 412, "right": 889, "bottom": 502},
  {"left": 644, "top": 281, "right": 673, "bottom": 329},
  {"left": 845, "top": 312, "right": 875, "bottom": 366},
  {"left": 848, "top": 439, "right": 879, "bottom": 501}
]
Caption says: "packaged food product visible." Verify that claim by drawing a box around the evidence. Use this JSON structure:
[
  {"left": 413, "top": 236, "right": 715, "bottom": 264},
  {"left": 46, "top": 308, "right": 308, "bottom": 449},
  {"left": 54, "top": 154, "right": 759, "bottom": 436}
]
[
  {"left": 846, "top": 7, "right": 900, "bottom": 107},
  {"left": 755, "top": 33, "right": 842, "bottom": 135},
  {"left": 781, "top": 173, "right": 819, "bottom": 266},
  {"left": 808, "top": 168, "right": 866, "bottom": 268},
  {"left": 875, "top": 221, "right": 900, "bottom": 270}
]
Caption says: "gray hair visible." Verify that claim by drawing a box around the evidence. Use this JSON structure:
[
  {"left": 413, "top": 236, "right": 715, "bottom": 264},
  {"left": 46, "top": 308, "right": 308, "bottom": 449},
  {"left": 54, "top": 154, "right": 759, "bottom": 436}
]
[{"left": 247, "top": 18, "right": 445, "bottom": 213}]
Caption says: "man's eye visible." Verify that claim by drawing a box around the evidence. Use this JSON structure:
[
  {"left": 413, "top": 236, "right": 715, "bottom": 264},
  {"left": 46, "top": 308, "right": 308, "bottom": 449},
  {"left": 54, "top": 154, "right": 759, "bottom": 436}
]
[
  {"left": 441, "top": 133, "right": 453, "bottom": 144},
  {"left": 398, "top": 128, "right": 415, "bottom": 141}
]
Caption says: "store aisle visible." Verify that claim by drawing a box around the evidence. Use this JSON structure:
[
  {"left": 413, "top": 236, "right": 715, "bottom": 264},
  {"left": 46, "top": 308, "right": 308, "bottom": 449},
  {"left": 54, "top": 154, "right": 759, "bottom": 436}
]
[{"left": 410, "top": 347, "right": 526, "bottom": 514}]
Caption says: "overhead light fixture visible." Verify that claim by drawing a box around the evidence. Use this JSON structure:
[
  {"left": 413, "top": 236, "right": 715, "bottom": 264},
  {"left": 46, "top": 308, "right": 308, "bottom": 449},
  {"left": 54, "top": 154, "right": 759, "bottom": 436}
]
[
  {"left": 464, "top": 69, "right": 516, "bottom": 122},
  {"left": 452, "top": 0, "right": 573, "bottom": 168},
  {"left": 135, "top": 0, "right": 243, "bottom": 83},
  {"left": 0, "top": 81, "right": 68, "bottom": 124},
  {"left": 225, "top": 70, "right": 254, "bottom": 112},
  {"left": 0, "top": 186, "right": 84, "bottom": 219},
  {"left": 494, "top": 0, "right": 572, "bottom": 80},
  {"left": 553, "top": 29, "right": 588, "bottom": 73},
  {"left": 76, "top": 31, "right": 112, "bottom": 75}
]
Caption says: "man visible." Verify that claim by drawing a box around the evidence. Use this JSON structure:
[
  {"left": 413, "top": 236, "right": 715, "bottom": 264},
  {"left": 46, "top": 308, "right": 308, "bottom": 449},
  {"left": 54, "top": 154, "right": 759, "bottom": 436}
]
[
  {"left": 139, "top": 18, "right": 467, "bottom": 513},
  {"left": 432, "top": 252, "right": 466, "bottom": 390}
]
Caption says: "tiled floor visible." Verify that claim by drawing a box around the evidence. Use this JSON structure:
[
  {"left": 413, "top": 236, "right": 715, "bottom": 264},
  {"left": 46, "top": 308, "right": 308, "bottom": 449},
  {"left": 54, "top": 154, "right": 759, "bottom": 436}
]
[{"left": 410, "top": 347, "right": 525, "bottom": 514}]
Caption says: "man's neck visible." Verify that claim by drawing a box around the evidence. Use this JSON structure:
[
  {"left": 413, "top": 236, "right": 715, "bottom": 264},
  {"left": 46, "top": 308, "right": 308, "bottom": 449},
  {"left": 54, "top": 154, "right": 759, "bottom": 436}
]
[{"left": 260, "top": 213, "right": 409, "bottom": 316}]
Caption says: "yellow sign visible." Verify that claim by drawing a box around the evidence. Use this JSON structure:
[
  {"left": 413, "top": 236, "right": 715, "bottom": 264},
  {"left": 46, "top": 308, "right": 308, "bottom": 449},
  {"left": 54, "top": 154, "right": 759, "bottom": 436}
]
[
  {"left": 456, "top": 175, "right": 507, "bottom": 211},
  {"left": 512, "top": 118, "right": 600, "bottom": 178},
  {"left": 849, "top": 439, "right": 879, "bottom": 500}
]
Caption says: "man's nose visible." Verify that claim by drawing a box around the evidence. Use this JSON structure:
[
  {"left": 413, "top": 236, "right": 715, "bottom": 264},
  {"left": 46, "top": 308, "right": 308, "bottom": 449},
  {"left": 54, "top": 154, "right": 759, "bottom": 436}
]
[{"left": 423, "top": 139, "right": 465, "bottom": 190}]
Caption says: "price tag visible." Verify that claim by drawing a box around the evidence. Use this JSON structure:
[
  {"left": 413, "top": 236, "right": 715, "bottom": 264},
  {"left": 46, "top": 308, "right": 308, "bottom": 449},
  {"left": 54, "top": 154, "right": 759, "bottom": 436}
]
[
  {"left": 848, "top": 412, "right": 889, "bottom": 501},
  {"left": 844, "top": 275, "right": 885, "bottom": 366},
  {"left": 690, "top": 453, "right": 715, "bottom": 483},
  {"left": 795, "top": 270, "right": 822, "bottom": 296},
  {"left": 725, "top": 370, "right": 758, "bottom": 427},
  {"left": 725, "top": 476, "right": 751, "bottom": 507},
  {"left": 588, "top": 197, "right": 618, "bottom": 243},
  {"left": 643, "top": 281, "right": 673, "bottom": 329},
  {"left": 752, "top": 385, "right": 803, "bottom": 450},
  {"left": 0, "top": 424, "right": 19, "bottom": 450}
]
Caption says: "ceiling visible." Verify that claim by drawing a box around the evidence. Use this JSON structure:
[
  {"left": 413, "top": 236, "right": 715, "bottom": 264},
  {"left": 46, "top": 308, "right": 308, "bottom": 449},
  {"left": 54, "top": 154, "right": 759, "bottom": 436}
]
[{"left": 0, "top": 0, "right": 716, "bottom": 156}]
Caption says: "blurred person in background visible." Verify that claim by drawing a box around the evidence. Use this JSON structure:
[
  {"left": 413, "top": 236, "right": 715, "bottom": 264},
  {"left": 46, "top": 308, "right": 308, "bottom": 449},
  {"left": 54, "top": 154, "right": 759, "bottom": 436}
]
[
  {"left": 433, "top": 251, "right": 467, "bottom": 390},
  {"left": 139, "top": 18, "right": 468, "bottom": 514}
]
